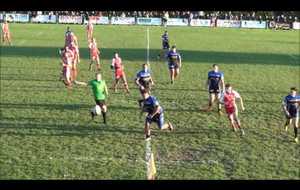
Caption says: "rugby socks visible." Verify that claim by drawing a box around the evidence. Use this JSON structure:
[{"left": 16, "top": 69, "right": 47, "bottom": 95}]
[
  {"left": 294, "top": 127, "right": 298, "bottom": 138},
  {"left": 102, "top": 111, "right": 107, "bottom": 124}
]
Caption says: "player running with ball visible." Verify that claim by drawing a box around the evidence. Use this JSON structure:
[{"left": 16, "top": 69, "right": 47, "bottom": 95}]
[
  {"left": 220, "top": 84, "right": 245, "bottom": 136},
  {"left": 282, "top": 87, "right": 300, "bottom": 143},
  {"left": 135, "top": 63, "right": 154, "bottom": 107},
  {"left": 141, "top": 90, "right": 174, "bottom": 140},
  {"left": 75, "top": 73, "right": 108, "bottom": 125}
]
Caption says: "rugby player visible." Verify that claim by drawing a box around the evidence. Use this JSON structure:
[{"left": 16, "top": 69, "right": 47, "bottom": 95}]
[
  {"left": 111, "top": 52, "right": 130, "bottom": 93},
  {"left": 205, "top": 64, "right": 225, "bottom": 115},
  {"left": 65, "top": 27, "right": 79, "bottom": 47},
  {"left": 135, "top": 63, "right": 154, "bottom": 107},
  {"left": 59, "top": 46, "right": 74, "bottom": 88},
  {"left": 86, "top": 20, "right": 94, "bottom": 41},
  {"left": 157, "top": 30, "right": 170, "bottom": 60},
  {"left": 220, "top": 84, "right": 245, "bottom": 136},
  {"left": 1, "top": 20, "right": 11, "bottom": 45},
  {"left": 68, "top": 42, "right": 80, "bottom": 81},
  {"left": 88, "top": 37, "right": 101, "bottom": 71},
  {"left": 166, "top": 45, "right": 182, "bottom": 84},
  {"left": 74, "top": 73, "right": 108, "bottom": 124},
  {"left": 282, "top": 87, "right": 300, "bottom": 143},
  {"left": 141, "top": 90, "right": 174, "bottom": 140}
]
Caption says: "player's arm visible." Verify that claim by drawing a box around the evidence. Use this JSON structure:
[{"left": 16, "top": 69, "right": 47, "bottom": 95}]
[
  {"left": 74, "top": 81, "right": 88, "bottom": 86},
  {"left": 135, "top": 76, "right": 141, "bottom": 87},
  {"left": 220, "top": 74, "right": 225, "bottom": 92},
  {"left": 104, "top": 82, "right": 109, "bottom": 97},
  {"left": 148, "top": 105, "right": 161, "bottom": 118},
  {"left": 282, "top": 99, "right": 290, "bottom": 116},
  {"left": 238, "top": 96, "right": 245, "bottom": 111},
  {"left": 149, "top": 76, "right": 155, "bottom": 85},
  {"left": 206, "top": 76, "right": 210, "bottom": 90},
  {"left": 111, "top": 59, "right": 115, "bottom": 69}
]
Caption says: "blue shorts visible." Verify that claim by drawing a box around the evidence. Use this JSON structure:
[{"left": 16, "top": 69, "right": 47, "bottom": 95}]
[
  {"left": 287, "top": 107, "right": 299, "bottom": 118},
  {"left": 162, "top": 42, "right": 169, "bottom": 49},
  {"left": 168, "top": 63, "right": 179, "bottom": 70},
  {"left": 146, "top": 111, "right": 164, "bottom": 129}
]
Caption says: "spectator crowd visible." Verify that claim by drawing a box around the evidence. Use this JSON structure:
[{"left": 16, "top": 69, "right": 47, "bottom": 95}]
[{"left": 1, "top": 11, "right": 299, "bottom": 24}]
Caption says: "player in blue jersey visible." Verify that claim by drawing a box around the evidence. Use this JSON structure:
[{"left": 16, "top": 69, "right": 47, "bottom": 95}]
[
  {"left": 158, "top": 30, "right": 170, "bottom": 60},
  {"left": 282, "top": 87, "right": 300, "bottom": 143},
  {"left": 141, "top": 90, "right": 174, "bottom": 140},
  {"left": 135, "top": 63, "right": 154, "bottom": 107},
  {"left": 205, "top": 64, "right": 225, "bottom": 115},
  {"left": 167, "top": 45, "right": 182, "bottom": 84}
]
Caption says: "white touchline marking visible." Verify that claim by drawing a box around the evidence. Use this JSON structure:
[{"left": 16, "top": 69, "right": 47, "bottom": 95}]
[
  {"left": 145, "top": 138, "right": 152, "bottom": 179},
  {"left": 147, "top": 27, "right": 150, "bottom": 65}
]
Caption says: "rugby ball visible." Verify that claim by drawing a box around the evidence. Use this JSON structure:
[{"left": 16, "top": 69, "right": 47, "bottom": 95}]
[{"left": 91, "top": 105, "right": 101, "bottom": 115}]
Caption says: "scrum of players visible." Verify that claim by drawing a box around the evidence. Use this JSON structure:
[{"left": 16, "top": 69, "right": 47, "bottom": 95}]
[{"left": 2, "top": 19, "right": 297, "bottom": 143}]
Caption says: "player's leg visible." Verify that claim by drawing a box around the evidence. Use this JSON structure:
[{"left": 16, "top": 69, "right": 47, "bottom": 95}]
[
  {"left": 169, "top": 68, "right": 175, "bottom": 84},
  {"left": 121, "top": 73, "right": 130, "bottom": 93},
  {"left": 206, "top": 93, "right": 215, "bottom": 111},
  {"left": 113, "top": 77, "right": 120, "bottom": 92},
  {"left": 233, "top": 111, "right": 245, "bottom": 136},
  {"left": 145, "top": 118, "right": 152, "bottom": 139},
  {"left": 216, "top": 92, "right": 222, "bottom": 115},
  {"left": 157, "top": 112, "right": 174, "bottom": 131},
  {"left": 100, "top": 101, "right": 107, "bottom": 124},
  {"left": 7, "top": 32, "right": 11, "bottom": 45},
  {"left": 292, "top": 116, "right": 299, "bottom": 143},
  {"left": 96, "top": 57, "right": 100, "bottom": 71},
  {"left": 228, "top": 113, "right": 237, "bottom": 132},
  {"left": 284, "top": 117, "right": 292, "bottom": 131},
  {"left": 174, "top": 67, "right": 180, "bottom": 79}
]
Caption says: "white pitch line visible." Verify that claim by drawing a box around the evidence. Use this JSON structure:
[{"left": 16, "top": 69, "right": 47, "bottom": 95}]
[
  {"left": 145, "top": 138, "right": 152, "bottom": 179},
  {"left": 146, "top": 27, "right": 150, "bottom": 65}
]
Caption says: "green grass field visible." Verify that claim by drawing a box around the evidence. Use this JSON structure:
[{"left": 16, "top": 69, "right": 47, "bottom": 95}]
[{"left": 0, "top": 23, "right": 299, "bottom": 179}]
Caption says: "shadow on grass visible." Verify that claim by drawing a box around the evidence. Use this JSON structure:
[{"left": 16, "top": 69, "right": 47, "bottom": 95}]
[
  {"left": 1, "top": 46, "right": 299, "bottom": 66},
  {"left": 0, "top": 120, "right": 142, "bottom": 137},
  {"left": 0, "top": 102, "right": 207, "bottom": 113}
]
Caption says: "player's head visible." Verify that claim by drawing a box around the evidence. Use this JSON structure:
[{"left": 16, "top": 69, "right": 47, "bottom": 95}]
[
  {"left": 171, "top": 45, "right": 176, "bottom": 52},
  {"left": 59, "top": 48, "right": 65, "bottom": 55},
  {"left": 225, "top": 83, "right": 232, "bottom": 93},
  {"left": 290, "top": 87, "right": 298, "bottom": 96},
  {"left": 114, "top": 52, "right": 119, "bottom": 58},
  {"left": 66, "top": 26, "right": 71, "bottom": 32},
  {"left": 212, "top": 64, "right": 218, "bottom": 71},
  {"left": 142, "top": 63, "right": 149, "bottom": 70},
  {"left": 96, "top": 73, "right": 102, "bottom": 81},
  {"left": 164, "top": 30, "right": 168, "bottom": 34},
  {"left": 141, "top": 88, "right": 150, "bottom": 99},
  {"left": 92, "top": 38, "right": 96, "bottom": 43}
]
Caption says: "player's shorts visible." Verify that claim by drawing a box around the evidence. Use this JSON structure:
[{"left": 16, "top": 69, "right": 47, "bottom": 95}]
[
  {"left": 225, "top": 106, "right": 235, "bottom": 116},
  {"left": 209, "top": 87, "right": 220, "bottom": 94},
  {"left": 95, "top": 99, "right": 106, "bottom": 107},
  {"left": 162, "top": 42, "right": 170, "bottom": 49},
  {"left": 115, "top": 69, "right": 124, "bottom": 79},
  {"left": 168, "top": 63, "right": 179, "bottom": 70},
  {"left": 91, "top": 54, "right": 99, "bottom": 61},
  {"left": 146, "top": 111, "right": 164, "bottom": 129},
  {"left": 63, "top": 66, "right": 71, "bottom": 81},
  {"left": 287, "top": 107, "right": 299, "bottom": 119}
]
